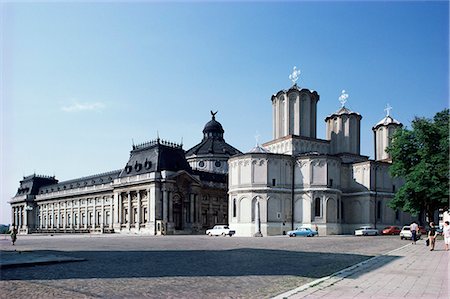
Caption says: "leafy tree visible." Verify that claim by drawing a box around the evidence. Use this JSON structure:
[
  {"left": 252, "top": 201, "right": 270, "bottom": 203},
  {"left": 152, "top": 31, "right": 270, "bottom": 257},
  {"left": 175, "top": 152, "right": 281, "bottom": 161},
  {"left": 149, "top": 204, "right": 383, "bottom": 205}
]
[{"left": 386, "top": 109, "right": 449, "bottom": 223}]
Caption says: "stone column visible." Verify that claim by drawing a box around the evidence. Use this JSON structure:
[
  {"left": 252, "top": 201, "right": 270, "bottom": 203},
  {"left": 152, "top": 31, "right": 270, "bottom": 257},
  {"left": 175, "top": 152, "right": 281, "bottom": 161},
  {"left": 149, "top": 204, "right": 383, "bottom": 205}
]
[
  {"left": 163, "top": 190, "right": 168, "bottom": 222},
  {"left": 137, "top": 191, "right": 141, "bottom": 230},
  {"left": 109, "top": 196, "right": 113, "bottom": 229},
  {"left": 77, "top": 201, "right": 81, "bottom": 229},
  {"left": 190, "top": 194, "right": 195, "bottom": 223},
  {"left": 51, "top": 203, "right": 54, "bottom": 228},
  {"left": 254, "top": 200, "right": 263, "bottom": 237},
  {"left": 119, "top": 193, "right": 123, "bottom": 227},
  {"left": 93, "top": 198, "right": 97, "bottom": 229},
  {"left": 63, "top": 203, "right": 66, "bottom": 229},
  {"left": 45, "top": 205, "right": 49, "bottom": 229},
  {"left": 39, "top": 206, "right": 43, "bottom": 229},
  {"left": 18, "top": 206, "right": 22, "bottom": 229},
  {"left": 168, "top": 193, "right": 173, "bottom": 222},
  {"left": 127, "top": 192, "right": 131, "bottom": 230},
  {"left": 57, "top": 203, "right": 61, "bottom": 228},
  {"left": 147, "top": 188, "right": 152, "bottom": 225},
  {"left": 84, "top": 199, "right": 88, "bottom": 229}
]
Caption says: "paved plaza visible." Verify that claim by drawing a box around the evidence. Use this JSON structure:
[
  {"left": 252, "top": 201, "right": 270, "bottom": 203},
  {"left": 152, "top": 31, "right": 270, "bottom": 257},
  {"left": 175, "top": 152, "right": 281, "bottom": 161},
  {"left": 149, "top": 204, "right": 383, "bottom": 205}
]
[{"left": 0, "top": 234, "right": 447, "bottom": 298}]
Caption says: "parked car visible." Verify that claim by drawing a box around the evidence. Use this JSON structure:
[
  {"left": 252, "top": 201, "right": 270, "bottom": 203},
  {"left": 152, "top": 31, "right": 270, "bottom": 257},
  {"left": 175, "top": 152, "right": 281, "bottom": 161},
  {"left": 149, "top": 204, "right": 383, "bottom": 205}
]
[
  {"left": 400, "top": 225, "right": 422, "bottom": 240},
  {"left": 419, "top": 226, "right": 427, "bottom": 235},
  {"left": 382, "top": 226, "right": 401, "bottom": 235},
  {"left": 287, "top": 227, "right": 318, "bottom": 237},
  {"left": 206, "top": 225, "right": 235, "bottom": 236},
  {"left": 354, "top": 226, "right": 379, "bottom": 236}
]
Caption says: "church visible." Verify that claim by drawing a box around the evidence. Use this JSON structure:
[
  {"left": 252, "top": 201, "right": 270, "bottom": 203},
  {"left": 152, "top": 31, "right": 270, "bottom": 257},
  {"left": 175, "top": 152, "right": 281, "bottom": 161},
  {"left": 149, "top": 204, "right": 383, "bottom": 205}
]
[
  {"left": 10, "top": 70, "right": 417, "bottom": 236},
  {"left": 228, "top": 71, "right": 416, "bottom": 236}
]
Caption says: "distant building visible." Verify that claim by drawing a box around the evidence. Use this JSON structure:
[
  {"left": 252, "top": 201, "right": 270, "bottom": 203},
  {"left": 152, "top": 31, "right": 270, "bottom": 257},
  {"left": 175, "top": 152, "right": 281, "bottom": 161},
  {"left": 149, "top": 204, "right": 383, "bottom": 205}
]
[
  {"left": 9, "top": 113, "right": 241, "bottom": 235},
  {"left": 228, "top": 82, "right": 417, "bottom": 236}
]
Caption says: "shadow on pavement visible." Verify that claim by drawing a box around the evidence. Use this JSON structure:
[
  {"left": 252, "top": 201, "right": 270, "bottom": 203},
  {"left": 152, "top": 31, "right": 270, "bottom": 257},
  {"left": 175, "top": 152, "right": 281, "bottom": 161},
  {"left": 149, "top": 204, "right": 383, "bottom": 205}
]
[{"left": 0, "top": 248, "right": 401, "bottom": 281}]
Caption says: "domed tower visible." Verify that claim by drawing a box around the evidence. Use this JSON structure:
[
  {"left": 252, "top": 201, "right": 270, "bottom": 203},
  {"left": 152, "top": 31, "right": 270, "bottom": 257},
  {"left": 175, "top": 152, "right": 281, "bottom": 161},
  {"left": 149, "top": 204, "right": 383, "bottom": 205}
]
[
  {"left": 325, "top": 90, "right": 362, "bottom": 155},
  {"left": 186, "top": 111, "right": 242, "bottom": 174},
  {"left": 372, "top": 105, "right": 402, "bottom": 161},
  {"left": 271, "top": 67, "right": 319, "bottom": 140}
]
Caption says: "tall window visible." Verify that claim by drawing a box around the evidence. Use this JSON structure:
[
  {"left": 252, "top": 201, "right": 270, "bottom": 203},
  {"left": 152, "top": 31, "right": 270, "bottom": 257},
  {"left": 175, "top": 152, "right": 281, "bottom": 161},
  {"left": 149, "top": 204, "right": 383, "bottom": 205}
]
[
  {"left": 341, "top": 201, "right": 344, "bottom": 220},
  {"left": 233, "top": 199, "right": 237, "bottom": 218},
  {"left": 314, "top": 197, "right": 321, "bottom": 217},
  {"left": 395, "top": 209, "right": 400, "bottom": 221}
]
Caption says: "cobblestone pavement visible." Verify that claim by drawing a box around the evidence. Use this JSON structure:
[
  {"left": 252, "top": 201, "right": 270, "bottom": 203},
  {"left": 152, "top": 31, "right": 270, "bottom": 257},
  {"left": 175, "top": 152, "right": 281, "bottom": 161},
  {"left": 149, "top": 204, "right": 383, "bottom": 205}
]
[{"left": 0, "top": 234, "right": 408, "bottom": 298}]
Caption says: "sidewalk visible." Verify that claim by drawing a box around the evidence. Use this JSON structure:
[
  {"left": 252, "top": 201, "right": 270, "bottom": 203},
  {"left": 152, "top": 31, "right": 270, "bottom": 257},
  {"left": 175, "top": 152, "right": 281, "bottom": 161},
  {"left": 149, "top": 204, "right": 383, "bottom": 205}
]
[{"left": 274, "top": 240, "right": 449, "bottom": 299}]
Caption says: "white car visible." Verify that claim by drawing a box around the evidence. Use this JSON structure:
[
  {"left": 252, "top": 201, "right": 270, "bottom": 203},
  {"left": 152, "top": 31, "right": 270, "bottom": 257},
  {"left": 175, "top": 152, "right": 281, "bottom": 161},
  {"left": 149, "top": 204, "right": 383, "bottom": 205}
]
[
  {"left": 400, "top": 225, "right": 421, "bottom": 240},
  {"left": 206, "top": 225, "right": 235, "bottom": 237},
  {"left": 355, "top": 226, "right": 379, "bottom": 236}
]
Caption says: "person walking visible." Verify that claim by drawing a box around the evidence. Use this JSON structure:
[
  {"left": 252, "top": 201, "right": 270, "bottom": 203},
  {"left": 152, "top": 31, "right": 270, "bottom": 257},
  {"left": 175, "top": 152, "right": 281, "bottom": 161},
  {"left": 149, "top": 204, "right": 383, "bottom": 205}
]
[
  {"left": 443, "top": 221, "right": 450, "bottom": 251},
  {"left": 10, "top": 226, "right": 17, "bottom": 246},
  {"left": 410, "top": 221, "right": 419, "bottom": 244},
  {"left": 428, "top": 222, "right": 438, "bottom": 251}
]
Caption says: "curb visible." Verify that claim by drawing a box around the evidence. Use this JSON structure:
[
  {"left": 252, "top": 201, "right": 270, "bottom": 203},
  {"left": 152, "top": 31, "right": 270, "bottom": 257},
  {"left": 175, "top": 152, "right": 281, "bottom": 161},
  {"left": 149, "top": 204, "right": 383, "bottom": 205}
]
[{"left": 271, "top": 243, "right": 411, "bottom": 299}]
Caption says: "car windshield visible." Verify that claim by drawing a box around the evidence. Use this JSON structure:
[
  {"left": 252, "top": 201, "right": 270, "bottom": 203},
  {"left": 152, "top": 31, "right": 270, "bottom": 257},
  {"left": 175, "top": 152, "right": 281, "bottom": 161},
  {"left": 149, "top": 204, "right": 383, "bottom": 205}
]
[{"left": 403, "top": 227, "right": 410, "bottom": 231}]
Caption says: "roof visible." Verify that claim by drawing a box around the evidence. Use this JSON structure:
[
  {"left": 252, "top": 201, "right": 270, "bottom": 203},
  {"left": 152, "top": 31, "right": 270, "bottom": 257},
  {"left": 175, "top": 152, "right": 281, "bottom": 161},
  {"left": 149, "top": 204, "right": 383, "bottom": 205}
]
[
  {"left": 325, "top": 106, "right": 362, "bottom": 121},
  {"left": 15, "top": 174, "right": 58, "bottom": 197},
  {"left": 186, "top": 113, "right": 242, "bottom": 158},
  {"left": 119, "top": 139, "right": 191, "bottom": 178},
  {"left": 372, "top": 115, "right": 402, "bottom": 130},
  {"left": 272, "top": 84, "right": 319, "bottom": 101},
  {"left": 247, "top": 144, "right": 271, "bottom": 153}
]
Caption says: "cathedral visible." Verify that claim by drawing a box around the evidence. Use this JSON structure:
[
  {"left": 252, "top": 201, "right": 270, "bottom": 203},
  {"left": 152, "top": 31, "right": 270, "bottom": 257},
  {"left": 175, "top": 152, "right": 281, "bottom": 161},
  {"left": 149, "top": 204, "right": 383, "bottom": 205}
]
[{"left": 10, "top": 71, "right": 417, "bottom": 236}]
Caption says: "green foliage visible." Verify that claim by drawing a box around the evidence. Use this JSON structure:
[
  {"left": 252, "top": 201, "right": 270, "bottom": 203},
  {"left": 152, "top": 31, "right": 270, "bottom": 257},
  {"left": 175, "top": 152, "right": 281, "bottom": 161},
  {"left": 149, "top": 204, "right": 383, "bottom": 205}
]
[{"left": 387, "top": 109, "right": 449, "bottom": 221}]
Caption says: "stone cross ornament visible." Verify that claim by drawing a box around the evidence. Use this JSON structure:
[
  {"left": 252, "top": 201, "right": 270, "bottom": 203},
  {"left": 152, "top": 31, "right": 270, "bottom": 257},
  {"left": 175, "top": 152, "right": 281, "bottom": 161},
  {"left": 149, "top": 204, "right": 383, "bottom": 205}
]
[
  {"left": 339, "top": 90, "right": 349, "bottom": 107},
  {"left": 384, "top": 104, "right": 392, "bottom": 116},
  {"left": 289, "top": 66, "right": 301, "bottom": 85}
]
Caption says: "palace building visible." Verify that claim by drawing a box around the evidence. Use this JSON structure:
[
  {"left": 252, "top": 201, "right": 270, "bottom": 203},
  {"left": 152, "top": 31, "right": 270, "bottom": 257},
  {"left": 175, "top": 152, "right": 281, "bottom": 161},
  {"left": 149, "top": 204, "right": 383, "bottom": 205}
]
[
  {"left": 10, "top": 71, "right": 417, "bottom": 236},
  {"left": 9, "top": 113, "right": 241, "bottom": 235}
]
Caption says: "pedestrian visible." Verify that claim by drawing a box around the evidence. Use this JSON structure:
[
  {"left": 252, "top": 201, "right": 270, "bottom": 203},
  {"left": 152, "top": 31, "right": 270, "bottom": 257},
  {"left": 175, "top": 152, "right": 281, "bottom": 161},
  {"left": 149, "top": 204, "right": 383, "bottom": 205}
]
[
  {"left": 314, "top": 224, "right": 319, "bottom": 236},
  {"left": 410, "top": 221, "right": 419, "bottom": 244},
  {"left": 443, "top": 221, "right": 450, "bottom": 251},
  {"left": 428, "top": 222, "right": 438, "bottom": 251},
  {"left": 10, "top": 226, "right": 17, "bottom": 246}
]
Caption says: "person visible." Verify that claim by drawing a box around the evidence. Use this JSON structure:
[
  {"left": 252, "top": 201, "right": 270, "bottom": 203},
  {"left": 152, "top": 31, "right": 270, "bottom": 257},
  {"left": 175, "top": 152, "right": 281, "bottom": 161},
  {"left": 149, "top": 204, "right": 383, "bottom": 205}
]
[
  {"left": 428, "top": 222, "right": 438, "bottom": 251},
  {"left": 410, "top": 221, "right": 419, "bottom": 244},
  {"left": 314, "top": 224, "right": 319, "bottom": 236},
  {"left": 10, "top": 226, "right": 17, "bottom": 246},
  {"left": 443, "top": 221, "right": 450, "bottom": 251}
]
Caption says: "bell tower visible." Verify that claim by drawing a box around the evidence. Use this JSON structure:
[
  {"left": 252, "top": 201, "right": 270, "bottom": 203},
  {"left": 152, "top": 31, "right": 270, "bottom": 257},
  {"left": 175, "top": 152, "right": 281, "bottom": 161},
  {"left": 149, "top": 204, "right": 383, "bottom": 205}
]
[{"left": 372, "top": 104, "right": 402, "bottom": 161}]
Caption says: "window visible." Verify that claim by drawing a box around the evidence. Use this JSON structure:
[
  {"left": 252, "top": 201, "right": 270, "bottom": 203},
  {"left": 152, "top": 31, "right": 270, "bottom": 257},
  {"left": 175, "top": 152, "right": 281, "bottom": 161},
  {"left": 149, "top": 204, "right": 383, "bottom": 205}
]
[
  {"left": 215, "top": 161, "right": 221, "bottom": 168},
  {"left": 315, "top": 197, "right": 321, "bottom": 217},
  {"left": 329, "top": 179, "right": 333, "bottom": 187},
  {"left": 272, "top": 179, "right": 276, "bottom": 186},
  {"left": 233, "top": 199, "right": 237, "bottom": 218},
  {"left": 392, "top": 185, "right": 396, "bottom": 192},
  {"left": 395, "top": 209, "right": 400, "bottom": 221},
  {"left": 198, "top": 161, "right": 205, "bottom": 168}
]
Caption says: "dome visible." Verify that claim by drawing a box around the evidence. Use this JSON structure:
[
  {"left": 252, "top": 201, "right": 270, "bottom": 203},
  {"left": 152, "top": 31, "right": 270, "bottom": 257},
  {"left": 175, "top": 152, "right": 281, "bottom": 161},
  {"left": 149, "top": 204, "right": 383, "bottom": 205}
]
[
  {"left": 202, "top": 111, "right": 224, "bottom": 139},
  {"left": 373, "top": 115, "right": 402, "bottom": 130},
  {"left": 325, "top": 106, "right": 361, "bottom": 121}
]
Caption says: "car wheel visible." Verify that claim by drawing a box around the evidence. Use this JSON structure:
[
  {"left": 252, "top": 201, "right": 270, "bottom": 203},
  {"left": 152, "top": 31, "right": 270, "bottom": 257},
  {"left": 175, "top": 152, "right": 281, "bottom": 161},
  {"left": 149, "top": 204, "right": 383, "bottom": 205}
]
[
  {"left": 363, "top": 233, "right": 367, "bottom": 236},
  {"left": 400, "top": 236, "right": 404, "bottom": 240},
  {"left": 208, "top": 233, "right": 212, "bottom": 236},
  {"left": 375, "top": 232, "right": 378, "bottom": 236},
  {"left": 222, "top": 233, "right": 226, "bottom": 237},
  {"left": 292, "top": 233, "right": 296, "bottom": 237}
]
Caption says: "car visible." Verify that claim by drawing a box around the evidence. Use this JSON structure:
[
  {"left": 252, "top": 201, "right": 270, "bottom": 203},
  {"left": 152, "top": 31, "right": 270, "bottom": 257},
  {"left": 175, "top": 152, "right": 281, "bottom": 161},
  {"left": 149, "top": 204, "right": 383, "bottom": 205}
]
[
  {"left": 354, "top": 226, "right": 379, "bottom": 236},
  {"left": 287, "top": 227, "right": 318, "bottom": 237},
  {"left": 382, "top": 226, "right": 401, "bottom": 235},
  {"left": 206, "top": 225, "right": 235, "bottom": 236},
  {"left": 419, "top": 226, "right": 427, "bottom": 235},
  {"left": 400, "top": 225, "right": 422, "bottom": 240}
]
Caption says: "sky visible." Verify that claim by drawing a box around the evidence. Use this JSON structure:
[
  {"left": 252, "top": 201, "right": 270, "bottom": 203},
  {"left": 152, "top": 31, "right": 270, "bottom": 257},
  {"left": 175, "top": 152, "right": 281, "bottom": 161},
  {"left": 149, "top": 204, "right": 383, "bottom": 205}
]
[{"left": 0, "top": 1, "right": 448, "bottom": 224}]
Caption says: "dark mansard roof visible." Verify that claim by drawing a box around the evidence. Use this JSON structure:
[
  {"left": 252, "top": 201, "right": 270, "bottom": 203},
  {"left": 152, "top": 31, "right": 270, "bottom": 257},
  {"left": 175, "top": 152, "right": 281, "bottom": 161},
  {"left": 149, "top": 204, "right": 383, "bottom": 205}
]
[
  {"left": 119, "top": 139, "right": 192, "bottom": 178},
  {"left": 186, "top": 112, "right": 242, "bottom": 157},
  {"left": 15, "top": 174, "right": 58, "bottom": 196}
]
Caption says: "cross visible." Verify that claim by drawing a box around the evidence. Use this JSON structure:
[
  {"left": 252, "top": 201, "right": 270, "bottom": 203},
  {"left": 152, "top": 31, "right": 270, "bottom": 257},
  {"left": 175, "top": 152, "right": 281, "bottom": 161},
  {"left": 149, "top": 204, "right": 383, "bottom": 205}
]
[
  {"left": 338, "top": 90, "right": 348, "bottom": 107},
  {"left": 384, "top": 104, "right": 392, "bottom": 116},
  {"left": 289, "top": 66, "right": 301, "bottom": 85},
  {"left": 254, "top": 131, "right": 261, "bottom": 146}
]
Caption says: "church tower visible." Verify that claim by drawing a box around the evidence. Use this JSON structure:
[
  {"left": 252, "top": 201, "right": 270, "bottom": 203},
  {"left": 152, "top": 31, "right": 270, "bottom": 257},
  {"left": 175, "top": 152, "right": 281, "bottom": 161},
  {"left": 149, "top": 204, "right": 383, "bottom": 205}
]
[
  {"left": 372, "top": 105, "right": 402, "bottom": 161},
  {"left": 271, "top": 67, "right": 319, "bottom": 140},
  {"left": 325, "top": 90, "right": 362, "bottom": 155}
]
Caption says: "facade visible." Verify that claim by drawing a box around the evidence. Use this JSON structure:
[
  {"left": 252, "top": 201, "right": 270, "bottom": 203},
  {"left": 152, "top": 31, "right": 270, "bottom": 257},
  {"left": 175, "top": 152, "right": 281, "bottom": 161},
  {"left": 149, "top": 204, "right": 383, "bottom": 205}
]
[
  {"left": 228, "top": 84, "right": 416, "bottom": 236},
  {"left": 10, "top": 114, "right": 239, "bottom": 235}
]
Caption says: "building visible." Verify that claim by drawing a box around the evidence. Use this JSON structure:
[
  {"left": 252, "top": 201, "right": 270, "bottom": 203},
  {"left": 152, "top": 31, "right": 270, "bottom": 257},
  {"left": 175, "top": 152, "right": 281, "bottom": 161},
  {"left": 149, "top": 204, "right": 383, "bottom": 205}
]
[
  {"left": 228, "top": 82, "right": 417, "bottom": 236},
  {"left": 9, "top": 113, "right": 241, "bottom": 235}
]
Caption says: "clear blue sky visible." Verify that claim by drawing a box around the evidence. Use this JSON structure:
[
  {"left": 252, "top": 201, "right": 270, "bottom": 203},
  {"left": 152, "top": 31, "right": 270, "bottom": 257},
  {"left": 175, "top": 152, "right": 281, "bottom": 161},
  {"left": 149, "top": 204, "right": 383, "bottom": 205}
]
[{"left": 1, "top": 1, "right": 448, "bottom": 224}]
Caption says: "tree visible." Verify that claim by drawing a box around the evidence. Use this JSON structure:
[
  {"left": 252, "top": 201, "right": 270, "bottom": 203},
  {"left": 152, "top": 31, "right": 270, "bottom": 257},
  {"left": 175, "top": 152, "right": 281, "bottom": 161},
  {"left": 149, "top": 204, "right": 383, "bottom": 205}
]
[{"left": 386, "top": 109, "right": 449, "bottom": 223}]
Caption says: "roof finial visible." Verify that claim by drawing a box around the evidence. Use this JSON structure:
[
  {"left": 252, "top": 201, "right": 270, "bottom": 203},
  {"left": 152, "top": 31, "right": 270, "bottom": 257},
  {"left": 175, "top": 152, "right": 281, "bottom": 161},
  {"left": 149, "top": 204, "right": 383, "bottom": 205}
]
[
  {"left": 384, "top": 103, "right": 392, "bottom": 117},
  {"left": 254, "top": 131, "right": 261, "bottom": 147},
  {"left": 156, "top": 130, "right": 160, "bottom": 143},
  {"left": 289, "top": 66, "right": 301, "bottom": 85},
  {"left": 210, "top": 110, "right": 218, "bottom": 120},
  {"left": 339, "top": 90, "right": 349, "bottom": 107}
]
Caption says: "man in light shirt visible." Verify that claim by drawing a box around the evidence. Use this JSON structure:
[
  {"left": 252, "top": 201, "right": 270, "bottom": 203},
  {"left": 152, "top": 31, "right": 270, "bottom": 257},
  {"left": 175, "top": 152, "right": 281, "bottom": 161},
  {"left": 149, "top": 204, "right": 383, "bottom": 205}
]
[
  {"left": 410, "top": 221, "right": 419, "bottom": 244},
  {"left": 443, "top": 221, "right": 450, "bottom": 251}
]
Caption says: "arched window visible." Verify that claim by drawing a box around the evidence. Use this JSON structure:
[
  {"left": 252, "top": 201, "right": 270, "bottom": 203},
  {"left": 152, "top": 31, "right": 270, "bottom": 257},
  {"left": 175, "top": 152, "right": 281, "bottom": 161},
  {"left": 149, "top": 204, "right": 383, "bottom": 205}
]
[
  {"left": 315, "top": 197, "right": 321, "bottom": 217},
  {"left": 233, "top": 198, "right": 237, "bottom": 218}
]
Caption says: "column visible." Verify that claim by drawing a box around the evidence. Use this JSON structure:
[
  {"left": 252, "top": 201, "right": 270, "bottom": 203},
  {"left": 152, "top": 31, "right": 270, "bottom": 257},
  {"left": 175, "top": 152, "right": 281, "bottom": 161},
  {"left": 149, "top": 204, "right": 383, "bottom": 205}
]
[
  {"left": 127, "top": 192, "right": 131, "bottom": 229},
  {"left": 147, "top": 188, "right": 152, "bottom": 225},
  {"left": 18, "top": 207, "right": 22, "bottom": 228},
  {"left": 93, "top": 198, "right": 97, "bottom": 229},
  {"left": 57, "top": 203, "right": 61, "bottom": 228},
  {"left": 23, "top": 205, "right": 28, "bottom": 228},
  {"left": 136, "top": 191, "right": 141, "bottom": 229},
  {"left": 168, "top": 192, "right": 173, "bottom": 222},
  {"left": 190, "top": 193, "right": 195, "bottom": 223},
  {"left": 45, "top": 205, "right": 49, "bottom": 229},
  {"left": 39, "top": 206, "right": 43, "bottom": 229},
  {"left": 77, "top": 200, "right": 81, "bottom": 229},
  {"left": 109, "top": 196, "right": 113, "bottom": 229},
  {"left": 119, "top": 193, "right": 123, "bottom": 226},
  {"left": 84, "top": 199, "right": 88, "bottom": 229},
  {"left": 163, "top": 190, "right": 168, "bottom": 222},
  {"left": 51, "top": 203, "right": 54, "bottom": 228},
  {"left": 63, "top": 202, "right": 66, "bottom": 229},
  {"left": 101, "top": 197, "right": 105, "bottom": 230}
]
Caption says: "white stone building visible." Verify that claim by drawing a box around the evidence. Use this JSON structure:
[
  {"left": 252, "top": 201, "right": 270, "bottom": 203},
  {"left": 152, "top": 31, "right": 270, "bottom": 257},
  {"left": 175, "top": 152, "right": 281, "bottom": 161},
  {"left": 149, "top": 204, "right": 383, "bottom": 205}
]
[{"left": 228, "top": 84, "right": 416, "bottom": 236}]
